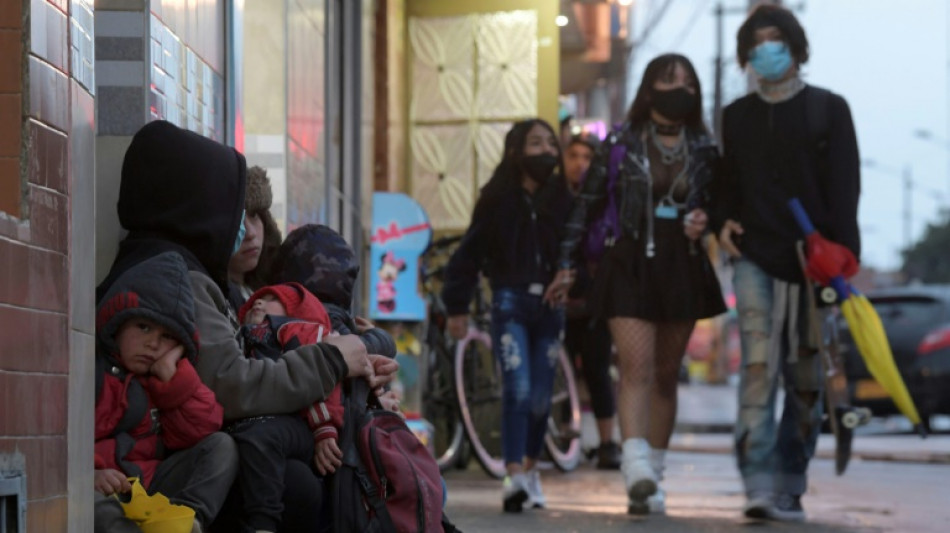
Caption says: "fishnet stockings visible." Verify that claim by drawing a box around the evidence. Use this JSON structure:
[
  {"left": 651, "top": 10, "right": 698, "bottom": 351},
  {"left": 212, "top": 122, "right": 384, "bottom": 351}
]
[{"left": 608, "top": 317, "right": 695, "bottom": 449}]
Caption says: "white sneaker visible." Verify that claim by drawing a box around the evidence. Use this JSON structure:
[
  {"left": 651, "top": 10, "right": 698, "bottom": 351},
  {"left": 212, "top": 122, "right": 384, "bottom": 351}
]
[
  {"left": 524, "top": 469, "right": 546, "bottom": 509},
  {"left": 647, "top": 487, "right": 666, "bottom": 513},
  {"left": 502, "top": 473, "right": 530, "bottom": 513},
  {"left": 649, "top": 448, "right": 667, "bottom": 514},
  {"left": 621, "top": 439, "right": 657, "bottom": 515}
]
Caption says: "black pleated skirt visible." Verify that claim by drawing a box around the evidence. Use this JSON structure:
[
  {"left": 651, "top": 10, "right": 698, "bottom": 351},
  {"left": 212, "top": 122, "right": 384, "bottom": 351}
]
[{"left": 589, "top": 217, "right": 727, "bottom": 322}]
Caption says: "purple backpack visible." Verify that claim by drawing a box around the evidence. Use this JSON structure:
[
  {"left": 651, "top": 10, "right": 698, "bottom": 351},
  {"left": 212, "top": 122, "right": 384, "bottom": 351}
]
[{"left": 583, "top": 131, "right": 627, "bottom": 262}]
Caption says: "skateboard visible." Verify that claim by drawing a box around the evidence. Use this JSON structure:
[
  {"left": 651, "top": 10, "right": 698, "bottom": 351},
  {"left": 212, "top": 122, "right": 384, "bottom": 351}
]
[{"left": 796, "top": 242, "right": 871, "bottom": 475}]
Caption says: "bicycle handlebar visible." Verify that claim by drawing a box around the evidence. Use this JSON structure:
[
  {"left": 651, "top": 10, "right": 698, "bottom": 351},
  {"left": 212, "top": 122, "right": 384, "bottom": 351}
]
[{"left": 424, "top": 234, "right": 463, "bottom": 255}]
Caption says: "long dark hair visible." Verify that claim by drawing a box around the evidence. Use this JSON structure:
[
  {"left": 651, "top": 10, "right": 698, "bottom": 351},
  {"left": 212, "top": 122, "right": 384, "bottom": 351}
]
[
  {"left": 625, "top": 54, "right": 708, "bottom": 134},
  {"left": 482, "top": 119, "right": 564, "bottom": 195},
  {"left": 481, "top": 118, "right": 571, "bottom": 218}
]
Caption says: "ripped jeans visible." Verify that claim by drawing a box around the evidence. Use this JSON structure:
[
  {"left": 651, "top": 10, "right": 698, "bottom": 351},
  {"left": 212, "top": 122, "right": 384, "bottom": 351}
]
[
  {"left": 733, "top": 259, "right": 824, "bottom": 497},
  {"left": 490, "top": 287, "right": 564, "bottom": 465}
]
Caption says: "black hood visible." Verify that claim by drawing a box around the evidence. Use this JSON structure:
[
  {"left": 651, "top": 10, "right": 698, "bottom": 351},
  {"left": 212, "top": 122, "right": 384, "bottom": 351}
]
[{"left": 98, "top": 121, "right": 247, "bottom": 300}]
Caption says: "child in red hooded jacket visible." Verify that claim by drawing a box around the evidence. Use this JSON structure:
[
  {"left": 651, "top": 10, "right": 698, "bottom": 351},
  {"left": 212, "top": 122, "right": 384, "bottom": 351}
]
[
  {"left": 94, "top": 251, "right": 238, "bottom": 533},
  {"left": 230, "top": 282, "right": 399, "bottom": 533}
]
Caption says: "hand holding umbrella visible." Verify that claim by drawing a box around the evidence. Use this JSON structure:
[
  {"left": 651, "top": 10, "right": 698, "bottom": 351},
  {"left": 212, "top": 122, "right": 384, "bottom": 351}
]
[
  {"left": 788, "top": 198, "right": 924, "bottom": 432},
  {"left": 788, "top": 199, "right": 859, "bottom": 297}
]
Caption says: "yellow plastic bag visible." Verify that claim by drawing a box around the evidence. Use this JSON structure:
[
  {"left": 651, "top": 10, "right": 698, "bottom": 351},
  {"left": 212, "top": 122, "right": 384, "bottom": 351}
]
[{"left": 118, "top": 477, "right": 195, "bottom": 533}]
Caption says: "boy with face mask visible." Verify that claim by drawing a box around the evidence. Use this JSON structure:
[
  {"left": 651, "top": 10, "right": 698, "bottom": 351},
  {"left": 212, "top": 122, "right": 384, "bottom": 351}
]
[{"left": 713, "top": 4, "right": 861, "bottom": 522}]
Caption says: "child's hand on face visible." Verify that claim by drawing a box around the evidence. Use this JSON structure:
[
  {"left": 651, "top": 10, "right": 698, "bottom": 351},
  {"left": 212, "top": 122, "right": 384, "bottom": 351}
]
[
  {"left": 150, "top": 344, "right": 184, "bottom": 382},
  {"left": 94, "top": 468, "right": 132, "bottom": 495},
  {"left": 313, "top": 438, "right": 343, "bottom": 476}
]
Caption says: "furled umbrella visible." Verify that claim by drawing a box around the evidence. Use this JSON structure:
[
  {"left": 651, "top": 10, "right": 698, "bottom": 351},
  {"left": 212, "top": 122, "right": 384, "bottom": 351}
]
[{"left": 788, "top": 198, "right": 923, "bottom": 430}]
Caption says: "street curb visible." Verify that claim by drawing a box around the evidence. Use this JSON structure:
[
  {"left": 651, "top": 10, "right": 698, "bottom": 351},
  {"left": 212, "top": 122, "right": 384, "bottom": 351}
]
[{"left": 669, "top": 439, "right": 950, "bottom": 465}]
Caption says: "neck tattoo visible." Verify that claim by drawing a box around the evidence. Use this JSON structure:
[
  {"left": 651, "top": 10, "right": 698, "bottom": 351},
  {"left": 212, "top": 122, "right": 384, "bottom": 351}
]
[{"left": 756, "top": 75, "right": 805, "bottom": 104}]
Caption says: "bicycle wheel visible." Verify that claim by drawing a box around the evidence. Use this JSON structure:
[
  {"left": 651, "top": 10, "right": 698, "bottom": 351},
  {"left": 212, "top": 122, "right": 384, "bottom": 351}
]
[
  {"left": 455, "top": 328, "right": 506, "bottom": 479},
  {"left": 422, "top": 342, "right": 466, "bottom": 472},
  {"left": 544, "top": 345, "right": 583, "bottom": 472}
]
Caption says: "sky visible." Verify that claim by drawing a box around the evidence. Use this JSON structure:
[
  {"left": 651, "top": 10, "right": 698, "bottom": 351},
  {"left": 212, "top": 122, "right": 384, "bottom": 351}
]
[{"left": 627, "top": 0, "right": 950, "bottom": 270}]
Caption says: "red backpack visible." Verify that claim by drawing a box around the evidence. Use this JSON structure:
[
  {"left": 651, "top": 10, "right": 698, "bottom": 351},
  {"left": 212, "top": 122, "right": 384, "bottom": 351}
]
[{"left": 332, "top": 379, "right": 456, "bottom": 533}]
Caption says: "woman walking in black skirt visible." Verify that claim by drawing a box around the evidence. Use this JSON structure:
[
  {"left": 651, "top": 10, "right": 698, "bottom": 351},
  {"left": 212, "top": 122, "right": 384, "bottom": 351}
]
[{"left": 546, "top": 54, "right": 726, "bottom": 515}]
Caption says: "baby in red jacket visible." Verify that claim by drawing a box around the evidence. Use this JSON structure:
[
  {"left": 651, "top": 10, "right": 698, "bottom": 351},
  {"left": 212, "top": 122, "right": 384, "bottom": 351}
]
[{"left": 232, "top": 282, "right": 398, "bottom": 532}]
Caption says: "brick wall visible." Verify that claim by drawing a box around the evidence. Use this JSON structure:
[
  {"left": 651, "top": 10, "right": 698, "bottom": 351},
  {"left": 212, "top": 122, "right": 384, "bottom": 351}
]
[{"left": 0, "top": 0, "right": 95, "bottom": 531}]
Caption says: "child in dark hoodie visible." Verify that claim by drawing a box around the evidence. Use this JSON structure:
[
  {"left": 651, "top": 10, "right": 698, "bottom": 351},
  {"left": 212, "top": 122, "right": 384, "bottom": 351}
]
[
  {"left": 269, "top": 224, "right": 397, "bottom": 358},
  {"left": 226, "top": 281, "right": 400, "bottom": 533},
  {"left": 270, "top": 224, "right": 455, "bottom": 516},
  {"left": 94, "top": 251, "right": 238, "bottom": 533}
]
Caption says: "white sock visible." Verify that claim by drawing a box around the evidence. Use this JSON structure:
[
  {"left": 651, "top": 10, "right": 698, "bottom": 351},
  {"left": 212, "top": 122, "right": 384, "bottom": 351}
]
[
  {"left": 649, "top": 448, "right": 667, "bottom": 480},
  {"left": 622, "top": 438, "right": 651, "bottom": 460}
]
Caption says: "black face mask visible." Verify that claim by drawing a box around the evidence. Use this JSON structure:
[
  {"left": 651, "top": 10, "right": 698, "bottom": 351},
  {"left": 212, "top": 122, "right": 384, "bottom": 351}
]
[
  {"left": 650, "top": 87, "right": 696, "bottom": 122},
  {"left": 521, "top": 153, "right": 558, "bottom": 185}
]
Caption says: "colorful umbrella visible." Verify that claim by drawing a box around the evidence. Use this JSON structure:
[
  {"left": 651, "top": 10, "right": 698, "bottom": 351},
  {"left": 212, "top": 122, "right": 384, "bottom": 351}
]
[{"left": 788, "top": 198, "right": 923, "bottom": 429}]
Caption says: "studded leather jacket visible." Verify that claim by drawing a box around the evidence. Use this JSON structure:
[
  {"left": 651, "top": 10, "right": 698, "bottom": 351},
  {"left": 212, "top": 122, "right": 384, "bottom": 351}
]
[{"left": 557, "top": 123, "right": 720, "bottom": 268}]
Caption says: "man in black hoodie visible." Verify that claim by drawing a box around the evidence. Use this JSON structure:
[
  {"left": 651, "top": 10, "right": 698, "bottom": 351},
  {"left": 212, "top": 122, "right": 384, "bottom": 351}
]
[
  {"left": 714, "top": 5, "right": 860, "bottom": 523},
  {"left": 97, "top": 120, "right": 398, "bottom": 530}
]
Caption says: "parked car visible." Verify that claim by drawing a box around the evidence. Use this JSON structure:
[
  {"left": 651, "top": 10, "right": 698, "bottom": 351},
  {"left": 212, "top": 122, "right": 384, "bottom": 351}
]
[{"left": 838, "top": 285, "right": 950, "bottom": 429}]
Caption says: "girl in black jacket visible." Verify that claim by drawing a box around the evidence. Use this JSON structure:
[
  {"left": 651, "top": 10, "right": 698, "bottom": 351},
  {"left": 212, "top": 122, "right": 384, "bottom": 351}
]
[
  {"left": 442, "top": 118, "right": 573, "bottom": 513},
  {"left": 549, "top": 55, "right": 726, "bottom": 515}
]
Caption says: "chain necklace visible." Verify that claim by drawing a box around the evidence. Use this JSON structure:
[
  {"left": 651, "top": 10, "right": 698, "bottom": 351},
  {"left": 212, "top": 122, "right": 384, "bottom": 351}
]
[{"left": 649, "top": 122, "right": 687, "bottom": 166}]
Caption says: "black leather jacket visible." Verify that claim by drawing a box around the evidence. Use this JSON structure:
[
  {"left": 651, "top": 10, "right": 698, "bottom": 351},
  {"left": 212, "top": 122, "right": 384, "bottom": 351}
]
[{"left": 558, "top": 123, "right": 719, "bottom": 268}]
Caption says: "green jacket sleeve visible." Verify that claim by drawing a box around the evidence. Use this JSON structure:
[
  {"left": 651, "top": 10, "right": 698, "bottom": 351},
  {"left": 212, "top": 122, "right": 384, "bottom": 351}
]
[{"left": 188, "top": 271, "right": 348, "bottom": 420}]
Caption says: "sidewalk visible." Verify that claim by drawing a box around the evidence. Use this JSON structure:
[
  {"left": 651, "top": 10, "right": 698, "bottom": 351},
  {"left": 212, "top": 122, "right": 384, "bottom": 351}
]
[
  {"left": 670, "top": 383, "right": 950, "bottom": 464},
  {"left": 441, "top": 382, "right": 950, "bottom": 531},
  {"left": 442, "top": 450, "right": 950, "bottom": 532}
]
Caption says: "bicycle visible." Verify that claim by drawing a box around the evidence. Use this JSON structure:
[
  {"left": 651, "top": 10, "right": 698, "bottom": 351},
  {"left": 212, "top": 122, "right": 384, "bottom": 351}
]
[
  {"left": 419, "top": 235, "right": 468, "bottom": 472},
  {"left": 420, "top": 236, "right": 583, "bottom": 479},
  {"left": 454, "top": 286, "right": 582, "bottom": 479}
]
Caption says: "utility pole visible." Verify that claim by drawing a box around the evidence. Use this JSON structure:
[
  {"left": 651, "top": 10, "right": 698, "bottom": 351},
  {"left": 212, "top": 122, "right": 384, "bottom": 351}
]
[
  {"left": 713, "top": 2, "right": 724, "bottom": 140},
  {"left": 904, "top": 165, "right": 913, "bottom": 250}
]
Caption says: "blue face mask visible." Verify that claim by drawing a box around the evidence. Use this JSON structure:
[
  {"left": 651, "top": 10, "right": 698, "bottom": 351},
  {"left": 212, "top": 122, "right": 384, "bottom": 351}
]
[
  {"left": 748, "top": 41, "right": 792, "bottom": 81},
  {"left": 232, "top": 210, "right": 246, "bottom": 255}
]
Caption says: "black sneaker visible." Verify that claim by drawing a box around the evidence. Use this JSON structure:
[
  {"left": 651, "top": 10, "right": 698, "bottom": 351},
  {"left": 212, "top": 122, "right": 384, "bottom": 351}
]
[
  {"left": 771, "top": 493, "right": 806, "bottom": 522},
  {"left": 596, "top": 441, "right": 622, "bottom": 470},
  {"left": 742, "top": 490, "right": 774, "bottom": 520}
]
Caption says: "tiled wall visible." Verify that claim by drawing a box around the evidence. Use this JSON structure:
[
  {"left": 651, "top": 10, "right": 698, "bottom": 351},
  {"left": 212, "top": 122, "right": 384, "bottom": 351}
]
[
  {"left": 0, "top": 0, "right": 96, "bottom": 531},
  {"left": 0, "top": 0, "right": 24, "bottom": 216},
  {"left": 147, "top": 13, "right": 225, "bottom": 141}
]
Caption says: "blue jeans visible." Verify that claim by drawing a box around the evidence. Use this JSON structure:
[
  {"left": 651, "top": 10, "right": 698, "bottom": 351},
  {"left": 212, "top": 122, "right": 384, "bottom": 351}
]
[
  {"left": 490, "top": 287, "right": 564, "bottom": 465},
  {"left": 732, "top": 259, "right": 824, "bottom": 497}
]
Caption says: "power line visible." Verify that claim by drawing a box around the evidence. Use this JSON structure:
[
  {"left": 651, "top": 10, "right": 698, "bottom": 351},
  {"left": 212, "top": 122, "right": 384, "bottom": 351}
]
[
  {"left": 633, "top": 0, "right": 677, "bottom": 48},
  {"left": 667, "top": 0, "right": 712, "bottom": 50}
]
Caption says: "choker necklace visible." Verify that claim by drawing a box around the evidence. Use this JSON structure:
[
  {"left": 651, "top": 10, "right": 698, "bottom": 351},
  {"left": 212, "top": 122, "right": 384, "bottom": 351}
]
[{"left": 652, "top": 122, "right": 683, "bottom": 136}]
